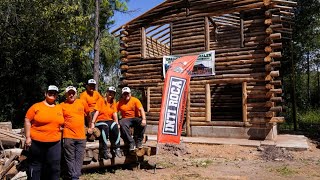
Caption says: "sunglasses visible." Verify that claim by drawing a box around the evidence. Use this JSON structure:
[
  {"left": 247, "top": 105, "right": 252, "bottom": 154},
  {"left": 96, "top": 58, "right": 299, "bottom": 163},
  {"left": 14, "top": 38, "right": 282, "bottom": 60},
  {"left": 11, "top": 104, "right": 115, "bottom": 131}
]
[{"left": 47, "top": 91, "right": 58, "bottom": 96}]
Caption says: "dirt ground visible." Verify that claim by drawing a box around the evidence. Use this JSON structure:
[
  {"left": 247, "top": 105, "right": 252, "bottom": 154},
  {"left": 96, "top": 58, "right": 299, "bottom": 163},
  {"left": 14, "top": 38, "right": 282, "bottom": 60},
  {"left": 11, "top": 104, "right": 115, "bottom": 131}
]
[{"left": 80, "top": 139, "right": 320, "bottom": 180}]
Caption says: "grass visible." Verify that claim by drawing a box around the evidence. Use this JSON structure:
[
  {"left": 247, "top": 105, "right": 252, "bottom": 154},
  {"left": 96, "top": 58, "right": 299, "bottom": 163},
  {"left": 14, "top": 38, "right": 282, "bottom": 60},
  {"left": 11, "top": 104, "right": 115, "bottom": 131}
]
[
  {"left": 272, "top": 166, "right": 296, "bottom": 176},
  {"left": 171, "top": 173, "right": 205, "bottom": 180},
  {"left": 298, "top": 109, "right": 320, "bottom": 123},
  {"left": 279, "top": 108, "right": 320, "bottom": 138},
  {"left": 191, "top": 159, "right": 213, "bottom": 168},
  {"left": 157, "top": 161, "right": 175, "bottom": 168},
  {"left": 80, "top": 168, "right": 135, "bottom": 180}
]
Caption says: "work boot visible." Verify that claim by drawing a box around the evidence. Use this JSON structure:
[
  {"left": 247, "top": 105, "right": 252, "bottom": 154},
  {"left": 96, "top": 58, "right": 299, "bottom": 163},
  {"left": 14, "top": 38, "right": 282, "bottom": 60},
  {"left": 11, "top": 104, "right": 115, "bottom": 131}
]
[
  {"left": 136, "top": 141, "right": 143, "bottom": 149},
  {"left": 129, "top": 143, "right": 136, "bottom": 151},
  {"left": 114, "top": 148, "right": 122, "bottom": 158},
  {"left": 101, "top": 151, "right": 112, "bottom": 160}
]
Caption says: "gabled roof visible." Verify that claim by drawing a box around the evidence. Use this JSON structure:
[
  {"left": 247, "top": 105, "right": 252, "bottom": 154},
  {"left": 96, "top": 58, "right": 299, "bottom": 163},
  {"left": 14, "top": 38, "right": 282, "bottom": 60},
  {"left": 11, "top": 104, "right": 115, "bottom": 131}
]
[
  {"left": 111, "top": 0, "right": 171, "bottom": 34},
  {"left": 112, "top": 0, "right": 297, "bottom": 37}
]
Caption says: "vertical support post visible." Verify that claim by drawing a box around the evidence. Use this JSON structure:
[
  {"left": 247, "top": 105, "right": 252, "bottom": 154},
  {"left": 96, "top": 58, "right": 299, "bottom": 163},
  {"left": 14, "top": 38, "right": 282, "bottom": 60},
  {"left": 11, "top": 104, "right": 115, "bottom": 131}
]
[
  {"left": 147, "top": 87, "right": 150, "bottom": 112},
  {"left": 242, "top": 82, "right": 248, "bottom": 125},
  {"left": 204, "top": 17, "right": 210, "bottom": 51},
  {"left": 141, "top": 27, "right": 146, "bottom": 58},
  {"left": 290, "top": 41, "right": 297, "bottom": 131},
  {"left": 240, "top": 12, "right": 244, "bottom": 48},
  {"left": 205, "top": 84, "right": 211, "bottom": 122},
  {"left": 170, "top": 23, "right": 173, "bottom": 55},
  {"left": 185, "top": 0, "right": 190, "bottom": 16},
  {"left": 186, "top": 89, "right": 191, "bottom": 136}
]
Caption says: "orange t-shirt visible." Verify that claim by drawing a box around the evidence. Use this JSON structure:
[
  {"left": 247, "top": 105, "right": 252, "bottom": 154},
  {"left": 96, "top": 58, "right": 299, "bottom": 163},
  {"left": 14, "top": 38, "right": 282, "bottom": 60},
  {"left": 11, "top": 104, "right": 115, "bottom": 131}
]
[
  {"left": 61, "top": 99, "right": 90, "bottom": 139},
  {"left": 94, "top": 99, "right": 117, "bottom": 122},
  {"left": 80, "top": 91, "right": 103, "bottom": 112},
  {"left": 25, "top": 101, "right": 64, "bottom": 142},
  {"left": 117, "top": 97, "right": 142, "bottom": 118}
]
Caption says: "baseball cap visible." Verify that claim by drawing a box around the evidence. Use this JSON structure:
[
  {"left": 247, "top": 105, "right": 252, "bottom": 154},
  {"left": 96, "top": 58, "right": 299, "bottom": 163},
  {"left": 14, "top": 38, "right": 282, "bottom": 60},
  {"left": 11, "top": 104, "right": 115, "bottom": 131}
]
[
  {"left": 107, "top": 86, "right": 116, "bottom": 92},
  {"left": 88, "top": 79, "right": 96, "bottom": 84},
  {"left": 122, "top": 87, "right": 131, "bottom": 94},
  {"left": 65, "top": 86, "right": 77, "bottom": 93},
  {"left": 47, "top": 85, "right": 59, "bottom": 92}
]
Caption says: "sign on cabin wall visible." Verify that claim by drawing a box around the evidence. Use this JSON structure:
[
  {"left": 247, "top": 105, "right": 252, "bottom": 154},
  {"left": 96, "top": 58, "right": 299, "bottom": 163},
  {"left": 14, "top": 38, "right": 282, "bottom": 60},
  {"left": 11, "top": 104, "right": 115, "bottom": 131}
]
[{"left": 162, "top": 51, "right": 215, "bottom": 78}]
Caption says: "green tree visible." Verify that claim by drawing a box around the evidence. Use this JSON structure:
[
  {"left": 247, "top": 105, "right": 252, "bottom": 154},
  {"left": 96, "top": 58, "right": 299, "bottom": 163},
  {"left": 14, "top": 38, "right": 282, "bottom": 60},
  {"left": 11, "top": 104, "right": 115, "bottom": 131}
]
[{"left": 0, "top": 0, "right": 127, "bottom": 127}]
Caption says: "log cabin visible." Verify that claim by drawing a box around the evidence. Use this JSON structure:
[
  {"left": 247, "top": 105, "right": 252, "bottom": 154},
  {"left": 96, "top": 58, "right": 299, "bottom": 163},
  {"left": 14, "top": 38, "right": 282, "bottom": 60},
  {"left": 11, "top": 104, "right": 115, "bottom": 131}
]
[{"left": 112, "top": 0, "right": 297, "bottom": 140}]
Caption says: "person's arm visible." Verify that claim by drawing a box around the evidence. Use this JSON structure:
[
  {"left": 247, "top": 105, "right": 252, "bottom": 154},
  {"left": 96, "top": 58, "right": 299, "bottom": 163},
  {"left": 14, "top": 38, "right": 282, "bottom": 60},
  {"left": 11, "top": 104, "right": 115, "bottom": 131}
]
[
  {"left": 82, "top": 99, "right": 91, "bottom": 126},
  {"left": 91, "top": 111, "right": 99, "bottom": 129},
  {"left": 139, "top": 107, "right": 147, "bottom": 126},
  {"left": 24, "top": 118, "right": 32, "bottom": 147},
  {"left": 112, "top": 112, "right": 120, "bottom": 127}
]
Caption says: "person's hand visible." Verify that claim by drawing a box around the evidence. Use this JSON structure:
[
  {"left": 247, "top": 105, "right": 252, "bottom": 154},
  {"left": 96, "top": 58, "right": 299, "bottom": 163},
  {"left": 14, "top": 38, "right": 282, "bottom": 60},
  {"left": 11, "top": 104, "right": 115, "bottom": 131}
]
[
  {"left": 117, "top": 123, "right": 120, "bottom": 129},
  {"left": 141, "top": 119, "right": 147, "bottom": 127},
  {"left": 25, "top": 137, "right": 32, "bottom": 147},
  {"left": 87, "top": 128, "right": 93, "bottom": 134}
]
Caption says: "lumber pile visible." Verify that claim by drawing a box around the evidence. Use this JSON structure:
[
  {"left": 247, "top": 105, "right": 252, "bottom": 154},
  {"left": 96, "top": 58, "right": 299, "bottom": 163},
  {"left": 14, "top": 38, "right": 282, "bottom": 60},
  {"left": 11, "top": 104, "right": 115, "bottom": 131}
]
[{"left": 0, "top": 122, "right": 25, "bottom": 179}]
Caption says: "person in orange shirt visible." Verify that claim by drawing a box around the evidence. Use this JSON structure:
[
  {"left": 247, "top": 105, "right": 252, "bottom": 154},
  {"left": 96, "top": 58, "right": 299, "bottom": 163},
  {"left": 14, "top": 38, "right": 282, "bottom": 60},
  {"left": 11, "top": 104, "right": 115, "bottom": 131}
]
[
  {"left": 24, "top": 85, "right": 64, "bottom": 180},
  {"left": 80, "top": 79, "right": 103, "bottom": 125},
  {"left": 118, "top": 87, "right": 147, "bottom": 151},
  {"left": 91, "top": 86, "right": 122, "bottom": 159},
  {"left": 61, "top": 86, "right": 90, "bottom": 180}
]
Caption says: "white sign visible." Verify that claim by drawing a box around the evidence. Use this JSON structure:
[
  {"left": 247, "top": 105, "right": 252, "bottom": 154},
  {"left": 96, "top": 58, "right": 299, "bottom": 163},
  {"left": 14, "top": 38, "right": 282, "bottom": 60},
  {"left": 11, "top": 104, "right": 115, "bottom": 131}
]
[{"left": 162, "top": 51, "right": 215, "bottom": 78}]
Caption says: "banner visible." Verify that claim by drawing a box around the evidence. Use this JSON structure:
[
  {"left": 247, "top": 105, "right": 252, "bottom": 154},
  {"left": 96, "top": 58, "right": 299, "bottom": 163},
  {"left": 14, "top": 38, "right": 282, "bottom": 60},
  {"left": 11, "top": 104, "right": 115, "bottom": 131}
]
[
  {"left": 192, "top": 51, "right": 215, "bottom": 76},
  {"left": 162, "top": 51, "right": 215, "bottom": 78},
  {"left": 157, "top": 56, "right": 198, "bottom": 144}
]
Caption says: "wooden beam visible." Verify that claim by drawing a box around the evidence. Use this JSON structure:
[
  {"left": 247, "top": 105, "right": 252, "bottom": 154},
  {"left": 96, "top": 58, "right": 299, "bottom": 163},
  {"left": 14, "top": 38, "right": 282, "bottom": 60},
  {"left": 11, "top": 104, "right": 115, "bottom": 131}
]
[
  {"left": 146, "top": 25, "right": 162, "bottom": 34},
  {"left": 205, "top": 16, "right": 210, "bottom": 51},
  {"left": 150, "top": 26, "right": 170, "bottom": 38},
  {"left": 205, "top": 84, "right": 211, "bottom": 122},
  {"left": 141, "top": 27, "right": 146, "bottom": 58},
  {"left": 186, "top": 90, "right": 191, "bottom": 136},
  {"left": 269, "top": 117, "right": 285, "bottom": 123},
  {"left": 240, "top": 12, "right": 244, "bottom": 48},
  {"left": 242, "top": 81, "right": 248, "bottom": 124},
  {"left": 147, "top": 87, "right": 150, "bottom": 112}
]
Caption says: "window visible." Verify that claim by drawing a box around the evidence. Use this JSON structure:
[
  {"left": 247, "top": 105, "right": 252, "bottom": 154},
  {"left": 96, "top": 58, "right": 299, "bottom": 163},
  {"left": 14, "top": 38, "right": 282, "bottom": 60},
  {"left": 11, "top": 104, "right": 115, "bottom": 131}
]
[{"left": 142, "top": 24, "right": 171, "bottom": 58}]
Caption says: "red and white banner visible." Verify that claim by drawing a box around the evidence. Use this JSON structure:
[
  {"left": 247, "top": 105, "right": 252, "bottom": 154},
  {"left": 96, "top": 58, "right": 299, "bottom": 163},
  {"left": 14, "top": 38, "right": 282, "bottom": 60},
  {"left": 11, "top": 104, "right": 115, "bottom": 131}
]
[{"left": 157, "top": 56, "right": 198, "bottom": 144}]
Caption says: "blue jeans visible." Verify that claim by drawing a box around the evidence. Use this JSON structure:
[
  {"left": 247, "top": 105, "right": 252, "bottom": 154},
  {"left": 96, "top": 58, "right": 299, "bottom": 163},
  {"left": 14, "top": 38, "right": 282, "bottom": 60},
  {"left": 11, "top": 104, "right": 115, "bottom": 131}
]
[
  {"left": 63, "top": 138, "right": 86, "bottom": 180},
  {"left": 95, "top": 120, "right": 121, "bottom": 152},
  {"left": 27, "top": 140, "right": 61, "bottom": 180}
]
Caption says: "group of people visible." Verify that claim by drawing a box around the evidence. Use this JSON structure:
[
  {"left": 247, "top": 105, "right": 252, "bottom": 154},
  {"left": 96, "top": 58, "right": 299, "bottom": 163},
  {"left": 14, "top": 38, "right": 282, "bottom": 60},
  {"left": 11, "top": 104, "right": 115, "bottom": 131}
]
[{"left": 24, "top": 79, "right": 147, "bottom": 180}]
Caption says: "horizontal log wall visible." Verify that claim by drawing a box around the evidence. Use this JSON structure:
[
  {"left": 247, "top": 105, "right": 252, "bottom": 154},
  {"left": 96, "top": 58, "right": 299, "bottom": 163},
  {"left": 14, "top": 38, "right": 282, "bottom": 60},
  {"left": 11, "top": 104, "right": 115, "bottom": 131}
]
[
  {"left": 114, "top": 0, "right": 296, "bottom": 131},
  {"left": 146, "top": 36, "right": 170, "bottom": 58},
  {"left": 171, "top": 16, "right": 206, "bottom": 55}
]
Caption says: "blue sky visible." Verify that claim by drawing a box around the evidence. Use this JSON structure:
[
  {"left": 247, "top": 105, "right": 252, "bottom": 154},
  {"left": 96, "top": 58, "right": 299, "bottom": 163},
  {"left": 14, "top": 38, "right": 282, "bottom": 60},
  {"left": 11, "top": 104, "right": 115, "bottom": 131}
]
[{"left": 110, "top": 0, "right": 164, "bottom": 32}]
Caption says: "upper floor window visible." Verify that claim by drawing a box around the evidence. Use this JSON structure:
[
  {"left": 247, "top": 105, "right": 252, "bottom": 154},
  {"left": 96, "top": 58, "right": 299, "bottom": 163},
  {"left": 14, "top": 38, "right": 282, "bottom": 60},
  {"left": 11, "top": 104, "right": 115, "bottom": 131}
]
[{"left": 142, "top": 24, "right": 171, "bottom": 58}]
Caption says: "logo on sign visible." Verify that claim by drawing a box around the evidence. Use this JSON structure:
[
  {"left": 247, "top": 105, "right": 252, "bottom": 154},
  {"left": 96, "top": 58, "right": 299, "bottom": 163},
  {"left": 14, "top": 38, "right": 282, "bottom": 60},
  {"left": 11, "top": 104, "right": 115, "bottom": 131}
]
[{"left": 162, "top": 77, "right": 186, "bottom": 135}]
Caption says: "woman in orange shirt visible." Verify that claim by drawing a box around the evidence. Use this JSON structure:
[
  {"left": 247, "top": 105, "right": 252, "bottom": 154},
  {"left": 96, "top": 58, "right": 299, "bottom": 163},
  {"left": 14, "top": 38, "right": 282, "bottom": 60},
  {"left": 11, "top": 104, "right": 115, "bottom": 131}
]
[
  {"left": 91, "top": 86, "right": 122, "bottom": 159},
  {"left": 24, "top": 85, "right": 64, "bottom": 180},
  {"left": 61, "top": 86, "right": 90, "bottom": 180}
]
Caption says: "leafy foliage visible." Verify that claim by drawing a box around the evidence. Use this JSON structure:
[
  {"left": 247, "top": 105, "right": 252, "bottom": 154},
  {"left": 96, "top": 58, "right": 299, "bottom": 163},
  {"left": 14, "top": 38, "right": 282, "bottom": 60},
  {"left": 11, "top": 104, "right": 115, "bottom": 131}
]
[
  {"left": 0, "top": 0, "right": 127, "bottom": 127},
  {"left": 280, "top": 0, "right": 320, "bottom": 131}
]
